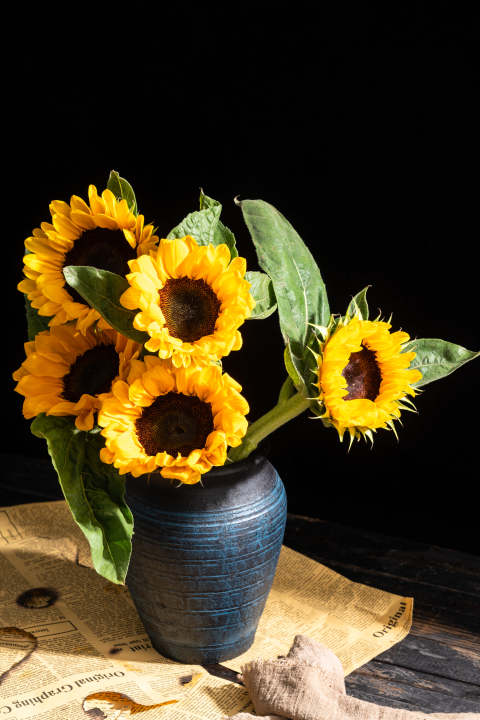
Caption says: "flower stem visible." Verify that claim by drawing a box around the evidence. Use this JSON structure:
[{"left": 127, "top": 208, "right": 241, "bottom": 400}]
[
  {"left": 227, "top": 392, "right": 310, "bottom": 463},
  {"left": 277, "top": 375, "right": 296, "bottom": 405}
]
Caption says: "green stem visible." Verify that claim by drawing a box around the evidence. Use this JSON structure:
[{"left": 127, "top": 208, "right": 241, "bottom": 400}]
[
  {"left": 277, "top": 375, "right": 296, "bottom": 405},
  {"left": 227, "top": 392, "right": 310, "bottom": 463}
]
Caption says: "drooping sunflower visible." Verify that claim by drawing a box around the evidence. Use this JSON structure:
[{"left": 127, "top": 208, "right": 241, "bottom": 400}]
[
  {"left": 13, "top": 325, "right": 142, "bottom": 431},
  {"left": 97, "top": 356, "right": 249, "bottom": 483},
  {"left": 120, "top": 236, "right": 255, "bottom": 366},
  {"left": 19, "top": 186, "right": 159, "bottom": 335},
  {"left": 314, "top": 315, "right": 423, "bottom": 445}
]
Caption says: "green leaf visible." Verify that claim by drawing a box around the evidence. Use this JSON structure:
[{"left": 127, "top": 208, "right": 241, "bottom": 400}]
[
  {"left": 237, "top": 199, "right": 329, "bottom": 358},
  {"left": 168, "top": 191, "right": 238, "bottom": 258},
  {"left": 401, "top": 338, "right": 480, "bottom": 387},
  {"left": 107, "top": 170, "right": 138, "bottom": 216},
  {"left": 345, "top": 286, "right": 370, "bottom": 322},
  {"left": 284, "top": 331, "right": 319, "bottom": 401},
  {"left": 213, "top": 218, "right": 238, "bottom": 259},
  {"left": 25, "top": 296, "right": 52, "bottom": 341},
  {"left": 31, "top": 414, "right": 133, "bottom": 584},
  {"left": 199, "top": 190, "right": 220, "bottom": 211},
  {"left": 200, "top": 190, "right": 238, "bottom": 258},
  {"left": 167, "top": 204, "right": 222, "bottom": 245},
  {"left": 284, "top": 342, "right": 307, "bottom": 395},
  {"left": 63, "top": 266, "right": 149, "bottom": 344},
  {"left": 245, "top": 271, "right": 277, "bottom": 320}
]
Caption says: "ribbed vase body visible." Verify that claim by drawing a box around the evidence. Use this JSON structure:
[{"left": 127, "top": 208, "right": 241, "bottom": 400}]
[{"left": 124, "top": 447, "right": 286, "bottom": 664}]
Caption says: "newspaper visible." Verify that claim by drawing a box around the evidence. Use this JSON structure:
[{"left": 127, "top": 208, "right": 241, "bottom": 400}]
[
  {"left": 0, "top": 500, "right": 412, "bottom": 718},
  {"left": 82, "top": 676, "right": 254, "bottom": 718},
  {"left": 0, "top": 501, "right": 208, "bottom": 718},
  {"left": 223, "top": 545, "right": 413, "bottom": 676}
]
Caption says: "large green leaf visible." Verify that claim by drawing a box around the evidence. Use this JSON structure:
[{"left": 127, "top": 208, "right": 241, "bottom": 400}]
[
  {"left": 199, "top": 190, "right": 238, "bottom": 258},
  {"left": 107, "top": 170, "right": 138, "bottom": 216},
  {"left": 237, "top": 199, "right": 330, "bottom": 358},
  {"left": 345, "top": 286, "right": 370, "bottom": 322},
  {"left": 167, "top": 203, "right": 221, "bottom": 245},
  {"left": 25, "top": 296, "right": 52, "bottom": 341},
  {"left": 63, "top": 266, "right": 149, "bottom": 344},
  {"left": 168, "top": 191, "right": 238, "bottom": 259},
  {"left": 401, "top": 338, "right": 479, "bottom": 387},
  {"left": 31, "top": 414, "right": 133, "bottom": 584},
  {"left": 213, "top": 218, "right": 238, "bottom": 259},
  {"left": 245, "top": 271, "right": 277, "bottom": 320}
]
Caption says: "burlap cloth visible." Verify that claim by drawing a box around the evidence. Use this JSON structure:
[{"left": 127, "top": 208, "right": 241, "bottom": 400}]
[{"left": 224, "top": 635, "right": 478, "bottom": 720}]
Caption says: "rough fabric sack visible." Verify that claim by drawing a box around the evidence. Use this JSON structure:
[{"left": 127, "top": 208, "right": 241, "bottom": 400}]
[{"left": 225, "top": 635, "right": 478, "bottom": 720}]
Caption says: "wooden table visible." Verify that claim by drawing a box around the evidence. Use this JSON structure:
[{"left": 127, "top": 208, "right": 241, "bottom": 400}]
[{"left": 1, "top": 455, "right": 479, "bottom": 714}]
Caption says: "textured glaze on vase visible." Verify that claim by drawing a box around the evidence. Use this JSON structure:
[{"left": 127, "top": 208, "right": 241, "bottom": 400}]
[{"left": 124, "top": 444, "right": 286, "bottom": 664}]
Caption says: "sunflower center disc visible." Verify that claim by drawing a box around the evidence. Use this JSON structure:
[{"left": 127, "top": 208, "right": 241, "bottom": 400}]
[
  {"left": 135, "top": 392, "right": 214, "bottom": 458},
  {"left": 341, "top": 343, "right": 382, "bottom": 401},
  {"left": 158, "top": 277, "right": 221, "bottom": 343},
  {"left": 62, "top": 344, "right": 119, "bottom": 403},
  {"left": 63, "top": 227, "right": 137, "bottom": 304}
]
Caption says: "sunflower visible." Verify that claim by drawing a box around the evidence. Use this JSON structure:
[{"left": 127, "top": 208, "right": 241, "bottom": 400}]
[
  {"left": 18, "top": 186, "right": 159, "bottom": 335},
  {"left": 97, "top": 356, "right": 249, "bottom": 483},
  {"left": 119, "top": 236, "right": 255, "bottom": 367},
  {"left": 314, "top": 315, "right": 423, "bottom": 445},
  {"left": 13, "top": 325, "right": 141, "bottom": 431}
]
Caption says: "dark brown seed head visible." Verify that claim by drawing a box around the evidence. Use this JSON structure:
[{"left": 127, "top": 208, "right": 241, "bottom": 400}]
[
  {"left": 135, "top": 392, "right": 214, "bottom": 457},
  {"left": 341, "top": 343, "right": 382, "bottom": 401},
  {"left": 158, "top": 277, "right": 221, "bottom": 344},
  {"left": 63, "top": 227, "right": 137, "bottom": 304},
  {"left": 62, "top": 344, "right": 119, "bottom": 402}
]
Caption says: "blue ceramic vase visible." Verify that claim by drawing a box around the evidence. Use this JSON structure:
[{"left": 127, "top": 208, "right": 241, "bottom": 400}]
[{"left": 124, "top": 443, "right": 286, "bottom": 664}]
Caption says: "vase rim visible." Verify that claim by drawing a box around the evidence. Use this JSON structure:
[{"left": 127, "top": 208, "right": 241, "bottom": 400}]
[
  {"left": 205, "top": 438, "right": 271, "bottom": 478},
  {"left": 127, "top": 439, "right": 271, "bottom": 485}
]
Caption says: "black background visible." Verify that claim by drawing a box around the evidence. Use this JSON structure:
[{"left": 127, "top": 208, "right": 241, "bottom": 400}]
[{"left": 3, "top": 12, "right": 478, "bottom": 552}]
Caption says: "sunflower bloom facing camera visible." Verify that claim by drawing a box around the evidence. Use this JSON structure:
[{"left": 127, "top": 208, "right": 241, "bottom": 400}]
[
  {"left": 19, "top": 186, "right": 159, "bottom": 335},
  {"left": 315, "top": 316, "right": 423, "bottom": 445},
  {"left": 120, "top": 236, "right": 255, "bottom": 366},
  {"left": 13, "top": 325, "right": 141, "bottom": 431},
  {"left": 97, "top": 356, "right": 249, "bottom": 483}
]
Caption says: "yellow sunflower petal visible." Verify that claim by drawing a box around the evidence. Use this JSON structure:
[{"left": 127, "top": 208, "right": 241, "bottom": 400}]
[
  {"left": 98, "top": 359, "right": 248, "bottom": 485},
  {"left": 161, "top": 465, "right": 201, "bottom": 484},
  {"left": 13, "top": 325, "right": 141, "bottom": 426},
  {"left": 122, "top": 237, "right": 253, "bottom": 365},
  {"left": 318, "top": 318, "right": 420, "bottom": 443},
  {"left": 19, "top": 184, "right": 159, "bottom": 335}
]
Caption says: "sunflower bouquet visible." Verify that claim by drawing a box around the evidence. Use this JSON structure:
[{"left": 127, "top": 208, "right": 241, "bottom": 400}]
[{"left": 14, "top": 171, "right": 478, "bottom": 584}]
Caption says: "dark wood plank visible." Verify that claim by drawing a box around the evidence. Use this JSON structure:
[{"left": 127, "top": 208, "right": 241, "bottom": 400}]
[
  {"left": 344, "top": 688, "right": 479, "bottom": 713},
  {"left": 410, "top": 605, "right": 480, "bottom": 653},
  {"left": 373, "top": 635, "right": 480, "bottom": 684},
  {"left": 0, "top": 486, "right": 58, "bottom": 507},
  {"left": 0, "top": 454, "right": 63, "bottom": 503},
  {"left": 284, "top": 514, "right": 480, "bottom": 595},
  {"left": 349, "top": 660, "right": 480, "bottom": 703}
]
